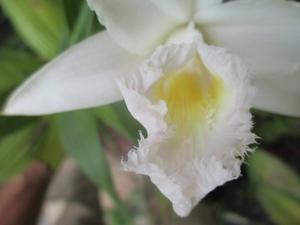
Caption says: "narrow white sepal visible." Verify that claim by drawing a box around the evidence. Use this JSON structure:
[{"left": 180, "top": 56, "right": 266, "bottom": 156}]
[{"left": 2, "top": 32, "right": 142, "bottom": 115}]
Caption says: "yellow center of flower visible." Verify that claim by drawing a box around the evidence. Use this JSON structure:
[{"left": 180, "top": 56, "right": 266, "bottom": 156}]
[{"left": 152, "top": 57, "right": 225, "bottom": 134}]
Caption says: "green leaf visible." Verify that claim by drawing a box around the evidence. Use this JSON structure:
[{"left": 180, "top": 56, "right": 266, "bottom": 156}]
[
  {"left": 249, "top": 150, "right": 300, "bottom": 200},
  {"left": 0, "top": 115, "right": 66, "bottom": 179},
  {"left": 108, "top": 208, "right": 131, "bottom": 225},
  {"left": 248, "top": 150, "right": 300, "bottom": 225},
  {"left": 56, "top": 110, "right": 134, "bottom": 225},
  {"left": 0, "top": 47, "right": 42, "bottom": 96},
  {"left": 55, "top": 110, "right": 118, "bottom": 199},
  {"left": 258, "top": 187, "right": 300, "bottom": 225},
  {"left": 0, "top": 116, "right": 63, "bottom": 177},
  {"left": 113, "top": 102, "right": 144, "bottom": 143},
  {"left": 93, "top": 104, "right": 134, "bottom": 140},
  {"left": 1, "top": 0, "right": 68, "bottom": 59},
  {"left": 252, "top": 110, "right": 300, "bottom": 143},
  {"left": 0, "top": 116, "right": 38, "bottom": 137},
  {"left": 68, "top": 1, "right": 96, "bottom": 46},
  {"left": 60, "top": 0, "right": 81, "bottom": 29},
  {"left": 37, "top": 120, "right": 65, "bottom": 169},
  {"left": 0, "top": 125, "right": 36, "bottom": 181}
]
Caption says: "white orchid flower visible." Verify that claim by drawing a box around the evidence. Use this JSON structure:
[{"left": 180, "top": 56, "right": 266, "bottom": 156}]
[{"left": 2, "top": 0, "right": 300, "bottom": 216}]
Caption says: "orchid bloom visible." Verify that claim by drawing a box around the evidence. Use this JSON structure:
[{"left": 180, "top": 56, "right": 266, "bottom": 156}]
[{"left": 2, "top": 0, "right": 300, "bottom": 216}]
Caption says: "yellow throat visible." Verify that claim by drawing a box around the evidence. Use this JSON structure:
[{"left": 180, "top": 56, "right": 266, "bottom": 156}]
[{"left": 152, "top": 56, "right": 225, "bottom": 134}]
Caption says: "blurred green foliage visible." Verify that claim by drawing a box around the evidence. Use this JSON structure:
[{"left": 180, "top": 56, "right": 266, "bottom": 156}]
[
  {"left": 38, "top": 120, "right": 65, "bottom": 168},
  {"left": 249, "top": 150, "right": 300, "bottom": 225},
  {"left": 0, "top": 1, "right": 299, "bottom": 225},
  {"left": 56, "top": 110, "right": 118, "bottom": 200},
  {"left": 0, "top": 125, "right": 36, "bottom": 180},
  {"left": 253, "top": 109, "right": 300, "bottom": 144},
  {"left": 0, "top": 0, "right": 68, "bottom": 59},
  {"left": 0, "top": 47, "right": 41, "bottom": 96}
]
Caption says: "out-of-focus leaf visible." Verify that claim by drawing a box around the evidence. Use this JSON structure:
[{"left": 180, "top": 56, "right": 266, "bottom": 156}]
[
  {"left": 113, "top": 102, "right": 143, "bottom": 142},
  {"left": 56, "top": 110, "right": 118, "bottom": 199},
  {"left": 56, "top": 110, "right": 133, "bottom": 225},
  {"left": 68, "top": 1, "right": 96, "bottom": 46},
  {"left": 0, "top": 117, "right": 63, "bottom": 176},
  {"left": 248, "top": 150, "right": 300, "bottom": 225},
  {"left": 59, "top": 0, "right": 99, "bottom": 51},
  {"left": 221, "top": 212, "right": 266, "bottom": 225},
  {"left": 258, "top": 187, "right": 300, "bottom": 225},
  {"left": 60, "top": 0, "right": 81, "bottom": 29},
  {"left": 0, "top": 0, "right": 68, "bottom": 59},
  {"left": 0, "top": 125, "right": 36, "bottom": 181},
  {"left": 249, "top": 150, "right": 300, "bottom": 199},
  {"left": 0, "top": 116, "right": 38, "bottom": 137},
  {"left": 0, "top": 47, "right": 41, "bottom": 95},
  {"left": 94, "top": 105, "right": 133, "bottom": 140},
  {"left": 108, "top": 209, "right": 130, "bottom": 225},
  {"left": 37, "top": 120, "right": 64, "bottom": 168},
  {"left": 252, "top": 109, "right": 300, "bottom": 143}
]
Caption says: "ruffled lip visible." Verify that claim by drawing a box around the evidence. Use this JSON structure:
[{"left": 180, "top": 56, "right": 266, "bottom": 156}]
[{"left": 117, "top": 32, "right": 256, "bottom": 217}]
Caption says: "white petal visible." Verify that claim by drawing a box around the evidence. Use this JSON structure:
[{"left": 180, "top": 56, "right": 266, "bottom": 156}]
[
  {"left": 150, "top": 0, "right": 194, "bottom": 21},
  {"left": 196, "top": 0, "right": 222, "bottom": 10},
  {"left": 87, "top": 0, "right": 185, "bottom": 55},
  {"left": 196, "top": 0, "right": 300, "bottom": 78},
  {"left": 196, "top": 0, "right": 300, "bottom": 116},
  {"left": 119, "top": 37, "right": 255, "bottom": 217},
  {"left": 166, "top": 23, "right": 204, "bottom": 45},
  {"left": 2, "top": 32, "right": 142, "bottom": 116},
  {"left": 253, "top": 75, "right": 300, "bottom": 117}
]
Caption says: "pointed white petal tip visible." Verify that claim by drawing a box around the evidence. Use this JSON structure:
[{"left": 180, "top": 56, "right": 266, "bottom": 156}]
[
  {"left": 1, "top": 32, "right": 142, "bottom": 116},
  {"left": 2, "top": 99, "right": 33, "bottom": 116},
  {"left": 119, "top": 35, "right": 256, "bottom": 216}
]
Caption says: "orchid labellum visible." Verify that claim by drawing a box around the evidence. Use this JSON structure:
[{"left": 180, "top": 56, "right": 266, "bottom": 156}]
[{"left": 2, "top": 0, "right": 300, "bottom": 217}]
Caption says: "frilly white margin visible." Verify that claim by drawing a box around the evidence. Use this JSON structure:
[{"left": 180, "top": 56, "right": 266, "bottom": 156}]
[{"left": 117, "top": 37, "right": 256, "bottom": 217}]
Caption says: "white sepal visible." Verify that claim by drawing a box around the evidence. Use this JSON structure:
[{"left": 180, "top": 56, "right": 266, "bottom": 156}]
[
  {"left": 3, "top": 32, "right": 142, "bottom": 115},
  {"left": 195, "top": 0, "right": 300, "bottom": 116}
]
